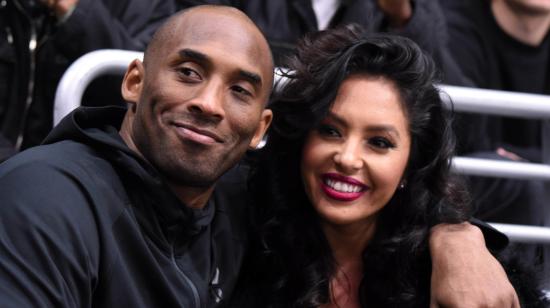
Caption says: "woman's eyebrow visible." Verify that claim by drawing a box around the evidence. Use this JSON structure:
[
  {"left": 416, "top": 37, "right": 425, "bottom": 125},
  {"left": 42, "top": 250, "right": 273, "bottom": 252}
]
[
  {"left": 327, "top": 111, "right": 401, "bottom": 139},
  {"left": 325, "top": 111, "right": 347, "bottom": 126},
  {"left": 365, "top": 125, "right": 400, "bottom": 139}
]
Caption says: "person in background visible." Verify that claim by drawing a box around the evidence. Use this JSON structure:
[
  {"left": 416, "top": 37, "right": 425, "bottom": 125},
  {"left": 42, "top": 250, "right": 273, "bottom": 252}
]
[
  {"left": 0, "top": 5, "right": 523, "bottom": 307},
  {"left": 231, "top": 26, "right": 546, "bottom": 308},
  {"left": 441, "top": 0, "right": 550, "bottom": 287},
  {"left": 175, "top": 0, "right": 454, "bottom": 73},
  {"left": 0, "top": 0, "right": 174, "bottom": 161}
]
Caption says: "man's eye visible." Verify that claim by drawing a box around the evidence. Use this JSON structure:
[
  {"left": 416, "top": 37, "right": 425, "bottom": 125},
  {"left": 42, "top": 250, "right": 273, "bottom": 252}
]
[
  {"left": 178, "top": 67, "right": 201, "bottom": 80},
  {"left": 231, "top": 85, "right": 252, "bottom": 97},
  {"left": 369, "top": 137, "right": 395, "bottom": 149},
  {"left": 318, "top": 124, "right": 340, "bottom": 137}
]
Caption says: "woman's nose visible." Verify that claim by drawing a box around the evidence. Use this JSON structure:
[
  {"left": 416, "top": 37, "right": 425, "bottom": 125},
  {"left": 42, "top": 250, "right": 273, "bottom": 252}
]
[{"left": 333, "top": 141, "right": 363, "bottom": 172}]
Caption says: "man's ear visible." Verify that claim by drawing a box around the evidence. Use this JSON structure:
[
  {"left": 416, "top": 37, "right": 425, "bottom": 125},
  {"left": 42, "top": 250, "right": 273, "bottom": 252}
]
[
  {"left": 121, "top": 59, "right": 145, "bottom": 107},
  {"left": 249, "top": 109, "right": 273, "bottom": 149}
]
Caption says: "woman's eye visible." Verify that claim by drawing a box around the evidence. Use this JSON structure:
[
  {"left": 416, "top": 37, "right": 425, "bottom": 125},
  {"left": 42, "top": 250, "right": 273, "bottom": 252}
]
[
  {"left": 318, "top": 124, "right": 341, "bottom": 137},
  {"left": 369, "top": 137, "right": 395, "bottom": 149}
]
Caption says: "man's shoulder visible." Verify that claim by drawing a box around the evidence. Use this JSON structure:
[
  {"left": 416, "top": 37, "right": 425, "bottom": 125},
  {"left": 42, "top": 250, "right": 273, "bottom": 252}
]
[
  {"left": 0, "top": 140, "right": 128, "bottom": 231},
  {"left": 1, "top": 140, "right": 109, "bottom": 176},
  {"left": 0, "top": 143, "right": 100, "bottom": 236},
  {"left": 0, "top": 140, "right": 122, "bottom": 210}
]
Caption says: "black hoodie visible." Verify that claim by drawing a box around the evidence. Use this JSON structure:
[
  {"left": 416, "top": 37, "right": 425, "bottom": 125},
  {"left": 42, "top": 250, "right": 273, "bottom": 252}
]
[{"left": 0, "top": 106, "right": 249, "bottom": 308}]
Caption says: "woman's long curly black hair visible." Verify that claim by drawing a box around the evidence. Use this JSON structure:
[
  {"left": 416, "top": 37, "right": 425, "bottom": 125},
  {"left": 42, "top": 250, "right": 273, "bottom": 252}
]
[{"left": 234, "top": 26, "right": 471, "bottom": 308}]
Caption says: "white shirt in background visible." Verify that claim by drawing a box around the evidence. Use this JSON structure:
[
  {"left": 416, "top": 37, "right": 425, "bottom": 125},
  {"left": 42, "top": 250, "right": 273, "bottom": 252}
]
[{"left": 311, "top": 0, "right": 342, "bottom": 30}]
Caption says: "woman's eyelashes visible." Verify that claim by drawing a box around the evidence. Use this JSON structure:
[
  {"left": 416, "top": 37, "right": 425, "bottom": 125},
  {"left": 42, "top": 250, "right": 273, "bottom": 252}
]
[
  {"left": 368, "top": 136, "right": 396, "bottom": 150},
  {"left": 318, "top": 124, "right": 341, "bottom": 137},
  {"left": 317, "top": 124, "right": 397, "bottom": 150}
]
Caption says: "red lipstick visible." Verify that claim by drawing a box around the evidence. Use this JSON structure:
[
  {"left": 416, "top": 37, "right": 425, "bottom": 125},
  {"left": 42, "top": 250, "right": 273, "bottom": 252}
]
[{"left": 320, "top": 173, "right": 368, "bottom": 202}]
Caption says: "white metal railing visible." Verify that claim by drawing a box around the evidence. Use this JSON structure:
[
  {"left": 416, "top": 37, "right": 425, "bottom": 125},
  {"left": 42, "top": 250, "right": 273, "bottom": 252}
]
[
  {"left": 490, "top": 223, "right": 550, "bottom": 244},
  {"left": 440, "top": 85, "right": 550, "bottom": 119},
  {"left": 54, "top": 50, "right": 550, "bottom": 243},
  {"left": 54, "top": 50, "right": 143, "bottom": 125},
  {"left": 451, "top": 157, "right": 550, "bottom": 180},
  {"left": 56, "top": 51, "right": 550, "bottom": 125}
]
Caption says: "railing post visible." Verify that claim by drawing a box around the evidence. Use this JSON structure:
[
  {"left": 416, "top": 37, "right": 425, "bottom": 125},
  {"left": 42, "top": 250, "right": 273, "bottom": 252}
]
[{"left": 542, "top": 119, "right": 550, "bottom": 288}]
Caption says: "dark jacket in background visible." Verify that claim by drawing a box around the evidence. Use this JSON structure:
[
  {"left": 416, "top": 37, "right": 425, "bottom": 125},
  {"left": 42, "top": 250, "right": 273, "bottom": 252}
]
[
  {"left": 441, "top": 0, "right": 550, "bottom": 231},
  {"left": 0, "top": 0, "right": 173, "bottom": 158},
  {"left": 441, "top": 0, "right": 550, "bottom": 288},
  {"left": 0, "top": 106, "right": 249, "bottom": 307},
  {"left": 176, "top": 0, "right": 459, "bottom": 79},
  {"left": 442, "top": 0, "right": 550, "bottom": 159}
]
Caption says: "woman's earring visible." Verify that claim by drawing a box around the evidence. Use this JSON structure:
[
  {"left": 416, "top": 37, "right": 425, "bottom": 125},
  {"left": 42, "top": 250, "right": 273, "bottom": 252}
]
[{"left": 399, "top": 181, "right": 406, "bottom": 189}]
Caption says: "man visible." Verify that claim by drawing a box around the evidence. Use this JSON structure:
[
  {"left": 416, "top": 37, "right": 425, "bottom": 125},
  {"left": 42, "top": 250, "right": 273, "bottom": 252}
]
[
  {"left": 442, "top": 0, "right": 550, "bottom": 287},
  {"left": 0, "top": 5, "right": 519, "bottom": 307}
]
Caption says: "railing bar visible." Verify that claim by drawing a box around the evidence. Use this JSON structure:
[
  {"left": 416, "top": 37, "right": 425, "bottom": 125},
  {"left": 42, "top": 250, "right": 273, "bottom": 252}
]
[
  {"left": 489, "top": 223, "right": 550, "bottom": 244},
  {"left": 54, "top": 50, "right": 143, "bottom": 125},
  {"left": 439, "top": 85, "right": 550, "bottom": 119},
  {"left": 55, "top": 52, "right": 550, "bottom": 124},
  {"left": 452, "top": 157, "right": 550, "bottom": 180}
]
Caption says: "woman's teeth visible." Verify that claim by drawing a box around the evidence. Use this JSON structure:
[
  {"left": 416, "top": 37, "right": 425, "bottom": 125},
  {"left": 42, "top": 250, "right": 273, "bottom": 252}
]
[{"left": 324, "top": 178, "right": 363, "bottom": 193}]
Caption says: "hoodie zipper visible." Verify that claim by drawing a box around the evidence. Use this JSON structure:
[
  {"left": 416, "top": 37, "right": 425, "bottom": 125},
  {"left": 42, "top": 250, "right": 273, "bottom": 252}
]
[
  {"left": 171, "top": 243, "right": 201, "bottom": 308},
  {"left": 12, "top": 0, "right": 47, "bottom": 150}
]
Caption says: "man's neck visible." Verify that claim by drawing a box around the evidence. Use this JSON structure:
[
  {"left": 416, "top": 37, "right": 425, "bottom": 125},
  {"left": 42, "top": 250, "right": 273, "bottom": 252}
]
[
  {"left": 167, "top": 183, "right": 214, "bottom": 209},
  {"left": 492, "top": 0, "right": 550, "bottom": 46}
]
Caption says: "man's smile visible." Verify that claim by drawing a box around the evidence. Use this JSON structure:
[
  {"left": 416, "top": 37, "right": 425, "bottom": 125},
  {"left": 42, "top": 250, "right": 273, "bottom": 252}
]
[{"left": 172, "top": 122, "right": 224, "bottom": 145}]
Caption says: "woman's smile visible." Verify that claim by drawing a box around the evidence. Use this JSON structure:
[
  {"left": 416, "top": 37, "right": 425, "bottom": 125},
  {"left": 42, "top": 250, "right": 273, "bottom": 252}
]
[{"left": 321, "top": 173, "right": 368, "bottom": 202}]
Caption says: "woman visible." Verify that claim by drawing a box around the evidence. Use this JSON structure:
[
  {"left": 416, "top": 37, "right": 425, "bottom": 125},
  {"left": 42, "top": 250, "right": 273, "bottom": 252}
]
[{"left": 232, "top": 26, "right": 546, "bottom": 307}]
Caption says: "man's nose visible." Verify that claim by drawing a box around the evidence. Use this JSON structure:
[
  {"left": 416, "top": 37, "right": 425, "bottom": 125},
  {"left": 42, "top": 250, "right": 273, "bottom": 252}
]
[
  {"left": 333, "top": 140, "right": 364, "bottom": 172},
  {"left": 187, "top": 83, "right": 225, "bottom": 121}
]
